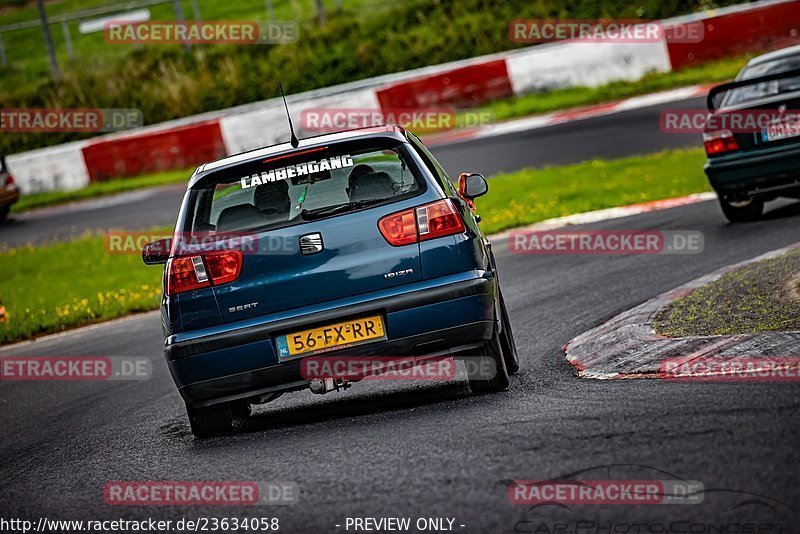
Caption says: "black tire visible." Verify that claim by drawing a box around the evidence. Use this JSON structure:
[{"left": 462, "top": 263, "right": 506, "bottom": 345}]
[
  {"left": 0, "top": 205, "right": 9, "bottom": 222},
  {"left": 467, "top": 329, "right": 510, "bottom": 394},
  {"left": 497, "top": 290, "right": 520, "bottom": 375},
  {"left": 719, "top": 197, "right": 763, "bottom": 223},
  {"left": 187, "top": 405, "right": 235, "bottom": 437}
]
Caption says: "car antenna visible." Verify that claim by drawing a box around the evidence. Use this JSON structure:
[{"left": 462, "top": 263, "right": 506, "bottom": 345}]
[{"left": 279, "top": 83, "right": 299, "bottom": 148}]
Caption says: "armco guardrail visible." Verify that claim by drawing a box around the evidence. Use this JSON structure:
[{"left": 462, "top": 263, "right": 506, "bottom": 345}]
[{"left": 6, "top": 0, "right": 800, "bottom": 194}]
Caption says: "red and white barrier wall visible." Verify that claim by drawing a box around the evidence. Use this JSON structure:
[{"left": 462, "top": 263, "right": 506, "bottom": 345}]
[
  {"left": 7, "top": 141, "right": 91, "bottom": 193},
  {"left": 219, "top": 88, "right": 381, "bottom": 155},
  {"left": 664, "top": 0, "right": 800, "bottom": 69},
  {"left": 82, "top": 120, "right": 226, "bottom": 182},
  {"left": 7, "top": 0, "right": 800, "bottom": 194}
]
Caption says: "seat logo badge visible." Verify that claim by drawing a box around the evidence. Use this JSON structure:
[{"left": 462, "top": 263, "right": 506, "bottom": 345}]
[
  {"left": 229, "top": 302, "right": 258, "bottom": 314},
  {"left": 300, "top": 233, "right": 323, "bottom": 255},
  {"left": 384, "top": 268, "right": 413, "bottom": 279}
]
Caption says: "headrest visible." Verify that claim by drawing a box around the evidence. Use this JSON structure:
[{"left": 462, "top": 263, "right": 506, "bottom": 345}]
[
  {"left": 347, "top": 164, "right": 375, "bottom": 187},
  {"left": 254, "top": 180, "right": 290, "bottom": 213},
  {"left": 349, "top": 171, "right": 394, "bottom": 202},
  {"left": 216, "top": 204, "right": 268, "bottom": 232}
]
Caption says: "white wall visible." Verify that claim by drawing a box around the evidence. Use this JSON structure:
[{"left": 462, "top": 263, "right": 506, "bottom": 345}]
[
  {"left": 506, "top": 40, "right": 671, "bottom": 94},
  {"left": 219, "top": 88, "right": 381, "bottom": 154},
  {"left": 6, "top": 141, "right": 91, "bottom": 194}
]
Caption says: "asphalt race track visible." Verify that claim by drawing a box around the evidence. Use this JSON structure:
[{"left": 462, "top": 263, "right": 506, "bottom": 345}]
[
  {"left": 3, "top": 198, "right": 800, "bottom": 530},
  {"left": 0, "top": 96, "right": 706, "bottom": 249},
  {"left": 3, "top": 93, "right": 800, "bottom": 530}
]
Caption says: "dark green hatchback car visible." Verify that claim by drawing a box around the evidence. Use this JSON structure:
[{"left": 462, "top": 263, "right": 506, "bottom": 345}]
[{"left": 704, "top": 45, "right": 800, "bottom": 222}]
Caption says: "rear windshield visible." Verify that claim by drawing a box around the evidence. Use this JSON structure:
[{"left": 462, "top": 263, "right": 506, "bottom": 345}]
[
  {"left": 184, "top": 138, "right": 425, "bottom": 234},
  {"left": 723, "top": 56, "right": 800, "bottom": 107}
]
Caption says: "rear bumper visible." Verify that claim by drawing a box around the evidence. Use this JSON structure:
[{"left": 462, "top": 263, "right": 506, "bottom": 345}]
[
  {"left": 166, "top": 270, "right": 497, "bottom": 409},
  {"left": 704, "top": 144, "right": 800, "bottom": 199}
]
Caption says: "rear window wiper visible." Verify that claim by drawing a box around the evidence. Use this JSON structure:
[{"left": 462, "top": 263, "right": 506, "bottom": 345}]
[{"left": 300, "top": 199, "right": 386, "bottom": 220}]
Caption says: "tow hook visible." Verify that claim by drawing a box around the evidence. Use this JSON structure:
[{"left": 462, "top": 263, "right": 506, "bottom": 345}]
[{"left": 309, "top": 378, "right": 351, "bottom": 394}]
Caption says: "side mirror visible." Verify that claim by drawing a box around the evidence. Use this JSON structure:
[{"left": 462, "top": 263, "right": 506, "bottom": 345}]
[
  {"left": 459, "top": 173, "right": 488, "bottom": 200},
  {"left": 142, "top": 239, "right": 171, "bottom": 265}
]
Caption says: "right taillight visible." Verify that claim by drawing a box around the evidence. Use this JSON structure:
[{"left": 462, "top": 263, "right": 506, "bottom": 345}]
[
  {"left": 703, "top": 129, "right": 739, "bottom": 156},
  {"left": 166, "top": 250, "right": 243, "bottom": 296},
  {"left": 378, "top": 199, "right": 466, "bottom": 246}
]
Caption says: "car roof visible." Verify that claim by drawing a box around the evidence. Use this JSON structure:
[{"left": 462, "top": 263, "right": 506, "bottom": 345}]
[
  {"left": 190, "top": 124, "right": 407, "bottom": 187},
  {"left": 746, "top": 44, "right": 800, "bottom": 67}
]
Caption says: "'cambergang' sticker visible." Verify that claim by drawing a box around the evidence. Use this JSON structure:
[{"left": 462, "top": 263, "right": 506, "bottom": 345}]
[{"left": 240, "top": 155, "right": 354, "bottom": 189}]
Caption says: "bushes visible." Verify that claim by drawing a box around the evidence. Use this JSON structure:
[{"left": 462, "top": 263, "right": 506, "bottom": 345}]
[{"left": 0, "top": 0, "right": 738, "bottom": 155}]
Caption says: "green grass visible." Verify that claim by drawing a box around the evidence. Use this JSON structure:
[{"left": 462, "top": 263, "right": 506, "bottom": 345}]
[
  {"left": 12, "top": 167, "right": 192, "bottom": 212},
  {"left": 654, "top": 249, "right": 800, "bottom": 337},
  {"left": 0, "top": 147, "right": 713, "bottom": 345},
  {"left": 0, "top": 232, "right": 165, "bottom": 344},
  {"left": 481, "top": 55, "right": 749, "bottom": 123},
  {"left": 476, "top": 148, "right": 711, "bottom": 235}
]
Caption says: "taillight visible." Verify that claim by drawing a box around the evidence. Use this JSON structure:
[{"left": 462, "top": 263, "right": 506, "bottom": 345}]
[
  {"left": 378, "top": 199, "right": 466, "bottom": 246},
  {"left": 166, "top": 250, "right": 243, "bottom": 296},
  {"left": 5, "top": 174, "right": 14, "bottom": 187},
  {"left": 378, "top": 208, "right": 417, "bottom": 246},
  {"left": 416, "top": 199, "right": 465, "bottom": 241},
  {"left": 703, "top": 129, "right": 739, "bottom": 156},
  {"left": 205, "top": 250, "right": 242, "bottom": 285}
]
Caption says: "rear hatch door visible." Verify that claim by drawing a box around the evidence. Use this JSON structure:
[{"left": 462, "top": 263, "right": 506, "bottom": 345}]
[{"left": 183, "top": 138, "right": 428, "bottom": 324}]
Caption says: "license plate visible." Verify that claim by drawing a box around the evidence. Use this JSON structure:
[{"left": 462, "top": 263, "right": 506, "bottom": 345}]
[
  {"left": 276, "top": 315, "right": 386, "bottom": 360},
  {"left": 762, "top": 118, "right": 800, "bottom": 142}
]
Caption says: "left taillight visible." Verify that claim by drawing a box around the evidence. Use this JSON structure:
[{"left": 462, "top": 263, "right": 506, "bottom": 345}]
[
  {"left": 166, "top": 250, "right": 243, "bottom": 296},
  {"left": 378, "top": 199, "right": 466, "bottom": 246},
  {"left": 703, "top": 129, "right": 739, "bottom": 156}
]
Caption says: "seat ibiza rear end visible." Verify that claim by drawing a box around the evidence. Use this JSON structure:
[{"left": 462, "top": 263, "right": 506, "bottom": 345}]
[{"left": 143, "top": 125, "right": 518, "bottom": 437}]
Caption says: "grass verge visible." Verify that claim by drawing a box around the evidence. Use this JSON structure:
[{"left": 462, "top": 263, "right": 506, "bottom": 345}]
[
  {"left": 11, "top": 168, "right": 192, "bottom": 213},
  {"left": 0, "top": 232, "right": 165, "bottom": 345},
  {"left": 654, "top": 249, "right": 800, "bottom": 337},
  {"left": 475, "top": 55, "right": 748, "bottom": 124},
  {"left": 476, "top": 148, "right": 710, "bottom": 235},
  {"left": 0, "top": 147, "right": 712, "bottom": 345}
]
